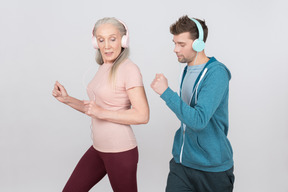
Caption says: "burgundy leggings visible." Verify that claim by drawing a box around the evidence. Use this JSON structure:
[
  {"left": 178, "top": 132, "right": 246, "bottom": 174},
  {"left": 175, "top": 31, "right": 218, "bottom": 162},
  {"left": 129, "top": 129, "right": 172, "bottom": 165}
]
[{"left": 63, "top": 146, "right": 138, "bottom": 192}]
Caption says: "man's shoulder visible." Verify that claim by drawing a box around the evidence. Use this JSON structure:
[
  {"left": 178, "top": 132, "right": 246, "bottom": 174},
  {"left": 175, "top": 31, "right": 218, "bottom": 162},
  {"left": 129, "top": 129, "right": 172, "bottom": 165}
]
[{"left": 206, "top": 57, "right": 231, "bottom": 79}]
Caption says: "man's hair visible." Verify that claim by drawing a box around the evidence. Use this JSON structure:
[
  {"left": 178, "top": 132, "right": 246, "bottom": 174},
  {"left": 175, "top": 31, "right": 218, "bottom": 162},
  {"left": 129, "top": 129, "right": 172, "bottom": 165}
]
[{"left": 170, "top": 15, "right": 208, "bottom": 42}]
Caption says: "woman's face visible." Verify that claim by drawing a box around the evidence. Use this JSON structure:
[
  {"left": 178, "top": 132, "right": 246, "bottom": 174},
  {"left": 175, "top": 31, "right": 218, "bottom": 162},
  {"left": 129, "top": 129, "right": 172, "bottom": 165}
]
[{"left": 95, "top": 23, "right": 122, "bottom": 64}]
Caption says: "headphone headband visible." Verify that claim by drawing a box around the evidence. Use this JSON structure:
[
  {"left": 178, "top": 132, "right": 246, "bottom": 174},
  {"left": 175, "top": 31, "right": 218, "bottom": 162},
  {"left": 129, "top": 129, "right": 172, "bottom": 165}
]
[
  {"left": 189, "top": 18, "right": 205, "bottom": 52},
  {"left": 190, "top": 18, "right": 204, "bottom": 42},
  {"left": 117, "top": 19, "right": 129, "bottom": 48}
]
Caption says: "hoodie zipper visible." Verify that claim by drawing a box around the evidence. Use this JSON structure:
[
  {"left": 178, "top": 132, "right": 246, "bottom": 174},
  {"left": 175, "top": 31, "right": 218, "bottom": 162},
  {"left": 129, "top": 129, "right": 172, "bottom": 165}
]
[
  {"left": 179, "top": 68, "right": 208, "bottom": 164},
  {"left": 180, "top": 124, "right": 186, "bottom": 163}
]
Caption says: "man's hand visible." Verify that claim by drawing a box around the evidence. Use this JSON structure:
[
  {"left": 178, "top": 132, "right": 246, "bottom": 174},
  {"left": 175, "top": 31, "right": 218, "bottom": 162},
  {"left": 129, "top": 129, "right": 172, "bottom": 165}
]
[{"left": 150, "top": 73, "right": 168, "bottom": 95}]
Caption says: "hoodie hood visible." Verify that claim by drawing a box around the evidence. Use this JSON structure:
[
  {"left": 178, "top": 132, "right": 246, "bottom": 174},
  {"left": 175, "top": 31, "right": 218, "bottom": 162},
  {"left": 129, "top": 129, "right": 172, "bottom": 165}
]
[{"left": 204, "top": 57, "right": 231, "bottom": 80}]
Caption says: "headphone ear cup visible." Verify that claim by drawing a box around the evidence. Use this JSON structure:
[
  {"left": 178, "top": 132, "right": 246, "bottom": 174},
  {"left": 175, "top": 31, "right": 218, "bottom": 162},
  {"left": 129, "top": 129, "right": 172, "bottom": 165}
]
[
  {"left": 121, "top": 35, "right": 129, "bottom": 48},
  {"left": 92, "top": 36, "right": 99, "bottom": 49},
  {"left": 192, "top": 39, "right": 205, "bottom": 52}
]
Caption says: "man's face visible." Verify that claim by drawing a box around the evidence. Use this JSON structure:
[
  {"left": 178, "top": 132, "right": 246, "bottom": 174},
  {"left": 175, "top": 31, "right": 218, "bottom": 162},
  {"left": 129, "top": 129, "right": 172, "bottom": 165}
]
[{"left": 173, "top": 32, "right": 196, "bottom": 65}]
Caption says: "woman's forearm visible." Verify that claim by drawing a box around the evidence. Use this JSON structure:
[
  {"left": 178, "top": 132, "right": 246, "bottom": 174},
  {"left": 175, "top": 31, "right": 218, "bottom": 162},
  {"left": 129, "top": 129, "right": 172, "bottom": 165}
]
[
  {"left": 85, "top": 87, "right": 150, "bottom": 125},
  {"left": 63, "top": 96, "right": 86, "bottom": 114},
  {"left": 97, "top": 107, "right": 149, "bottom": 125}
]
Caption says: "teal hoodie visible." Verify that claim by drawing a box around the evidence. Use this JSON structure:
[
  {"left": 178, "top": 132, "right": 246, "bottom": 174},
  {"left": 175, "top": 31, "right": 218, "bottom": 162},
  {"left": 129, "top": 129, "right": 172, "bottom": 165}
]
[{"left": 161, "top": 57, "right": 233, "bottom": 172}]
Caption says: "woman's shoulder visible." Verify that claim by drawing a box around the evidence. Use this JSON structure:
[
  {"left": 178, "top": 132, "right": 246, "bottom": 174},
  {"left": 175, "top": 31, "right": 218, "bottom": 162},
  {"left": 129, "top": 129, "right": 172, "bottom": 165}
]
[
  {"left": 121, "top": 58, "right": 137, "bottom": 66},
  {"left": 120, "top": 58, "right": 141, "bottom": 71}
]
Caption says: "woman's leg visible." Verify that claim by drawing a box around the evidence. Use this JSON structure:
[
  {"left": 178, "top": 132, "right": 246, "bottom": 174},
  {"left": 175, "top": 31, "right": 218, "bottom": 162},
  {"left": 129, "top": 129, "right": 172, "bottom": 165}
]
[
  {"left": 101, "top": 147, "right": 139, "bottom": 192},
  {"left": 63, "top": 146, "right": 107, "bottom": 192}
]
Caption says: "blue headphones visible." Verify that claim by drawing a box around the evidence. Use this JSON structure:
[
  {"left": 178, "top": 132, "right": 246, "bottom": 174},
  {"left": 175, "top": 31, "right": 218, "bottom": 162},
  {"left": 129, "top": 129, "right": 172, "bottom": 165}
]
[{"left": 190, "top": 18, "right": 205, "bottom": 52}]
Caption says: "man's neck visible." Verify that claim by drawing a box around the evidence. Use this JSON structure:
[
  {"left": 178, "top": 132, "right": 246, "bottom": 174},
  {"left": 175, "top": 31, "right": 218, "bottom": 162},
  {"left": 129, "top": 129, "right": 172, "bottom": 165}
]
[{"left": 188, "top": 52, "right": 209, "bottom": 66}]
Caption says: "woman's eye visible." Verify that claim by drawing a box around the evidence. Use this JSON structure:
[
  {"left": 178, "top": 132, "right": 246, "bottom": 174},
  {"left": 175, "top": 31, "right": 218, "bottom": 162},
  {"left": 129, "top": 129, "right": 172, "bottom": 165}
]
[
  {"left": 111, "top": 38, "right": 116, "bottom": 41},
  {"left": 98, "top": 39, "right": 104, "bottom": 43}
]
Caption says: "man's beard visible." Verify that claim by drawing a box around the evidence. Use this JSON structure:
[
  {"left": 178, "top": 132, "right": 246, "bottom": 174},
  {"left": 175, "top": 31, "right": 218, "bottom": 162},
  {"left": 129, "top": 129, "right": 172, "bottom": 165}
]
[{"left": 178, "top": 57, "right": 188, "bottom": 63}]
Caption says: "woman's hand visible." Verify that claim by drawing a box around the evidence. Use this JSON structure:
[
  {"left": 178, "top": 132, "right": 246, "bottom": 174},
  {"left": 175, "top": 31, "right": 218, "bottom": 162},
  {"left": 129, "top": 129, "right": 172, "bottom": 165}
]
[
  {"left": 52, "top": 81, "right": 69, "bottom": 103},
  {"left": 84, "top": 100, "right": 103, "bottom": 119}
]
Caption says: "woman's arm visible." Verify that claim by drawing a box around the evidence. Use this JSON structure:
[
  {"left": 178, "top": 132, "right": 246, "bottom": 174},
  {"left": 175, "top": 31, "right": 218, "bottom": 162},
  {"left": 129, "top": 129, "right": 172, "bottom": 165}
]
[
  {"left": 52, "top": 81, "right": 87, "bottom": 113},
  {"left": 85, "top": 86, "right": 149, "bottom": 125}
]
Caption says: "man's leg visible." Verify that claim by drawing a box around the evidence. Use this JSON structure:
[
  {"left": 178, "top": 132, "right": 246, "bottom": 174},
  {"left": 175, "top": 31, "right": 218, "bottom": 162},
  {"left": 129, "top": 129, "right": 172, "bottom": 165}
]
[{"left": 166, "top": 158, "right": 196, "bottom": 192}]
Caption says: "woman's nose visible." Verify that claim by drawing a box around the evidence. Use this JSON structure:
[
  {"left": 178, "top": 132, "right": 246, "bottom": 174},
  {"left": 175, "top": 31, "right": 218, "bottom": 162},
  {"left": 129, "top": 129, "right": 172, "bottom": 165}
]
[{"left": 104, "top": 40, "right": 110, "bottom": 49}]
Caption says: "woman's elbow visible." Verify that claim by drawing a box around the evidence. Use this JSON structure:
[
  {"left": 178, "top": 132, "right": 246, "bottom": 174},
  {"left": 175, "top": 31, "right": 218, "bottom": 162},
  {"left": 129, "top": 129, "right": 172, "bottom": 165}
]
[
  {"left": 142, "top": 114, "right": 150, "bottom": 124},
  {"left": 136, "top": 110, "right": 150, "bottom": 124}
]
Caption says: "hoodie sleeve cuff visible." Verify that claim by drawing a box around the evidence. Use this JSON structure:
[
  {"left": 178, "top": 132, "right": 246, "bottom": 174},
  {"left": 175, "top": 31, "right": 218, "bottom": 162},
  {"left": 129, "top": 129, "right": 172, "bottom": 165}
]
[{"left": 160, "top": 87, "right": 174, "bottom": 102}]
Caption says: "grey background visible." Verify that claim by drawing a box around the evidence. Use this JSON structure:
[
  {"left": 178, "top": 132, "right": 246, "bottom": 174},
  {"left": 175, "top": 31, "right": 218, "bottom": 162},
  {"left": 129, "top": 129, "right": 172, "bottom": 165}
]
[{"left": 0, "top": 0, "right": 287, "bottom": 191}]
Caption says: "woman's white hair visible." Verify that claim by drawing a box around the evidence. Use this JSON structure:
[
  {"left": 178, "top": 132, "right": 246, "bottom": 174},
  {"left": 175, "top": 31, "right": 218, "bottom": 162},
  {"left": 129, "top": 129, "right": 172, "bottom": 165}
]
[{"left": 92, "top": 17, "right": 129, "bottom": 84}]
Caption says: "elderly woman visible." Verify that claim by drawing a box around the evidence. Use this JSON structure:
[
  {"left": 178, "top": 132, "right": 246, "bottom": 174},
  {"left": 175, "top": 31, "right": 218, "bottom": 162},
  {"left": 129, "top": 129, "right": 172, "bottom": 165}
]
[{"left": 52, "top": 17, "right": 149, "bottom": 192}]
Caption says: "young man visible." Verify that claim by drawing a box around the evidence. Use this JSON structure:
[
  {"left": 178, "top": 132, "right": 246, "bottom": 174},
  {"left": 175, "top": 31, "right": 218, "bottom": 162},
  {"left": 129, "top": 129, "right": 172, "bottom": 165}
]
[{"left": 151, "top": 15, "right": 234, "bottom": 192}]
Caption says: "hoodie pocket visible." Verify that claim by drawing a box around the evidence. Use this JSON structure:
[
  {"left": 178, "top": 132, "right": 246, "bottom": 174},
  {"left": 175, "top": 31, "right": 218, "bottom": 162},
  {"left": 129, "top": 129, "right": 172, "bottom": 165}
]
[
  {"left": 184, "top": 131, "right": 209, "bottom": 165},
  {"left": 196, "top": 136, "right": 208, "bottom": 154},
  {"left": 186, "top": 129, "right": 207, "bottom": 155}
]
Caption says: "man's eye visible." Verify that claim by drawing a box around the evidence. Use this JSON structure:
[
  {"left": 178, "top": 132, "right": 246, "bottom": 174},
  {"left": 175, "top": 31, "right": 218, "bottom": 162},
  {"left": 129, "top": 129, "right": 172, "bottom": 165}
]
[{"left": 111, "top": 38, "right": 116, "bottom": 41}]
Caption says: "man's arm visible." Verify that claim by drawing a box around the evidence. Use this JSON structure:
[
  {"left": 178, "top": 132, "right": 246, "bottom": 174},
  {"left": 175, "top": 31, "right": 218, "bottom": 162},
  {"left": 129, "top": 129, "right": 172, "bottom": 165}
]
[{"left": 151, "top": 69, "right": 229, "bottom": 131}]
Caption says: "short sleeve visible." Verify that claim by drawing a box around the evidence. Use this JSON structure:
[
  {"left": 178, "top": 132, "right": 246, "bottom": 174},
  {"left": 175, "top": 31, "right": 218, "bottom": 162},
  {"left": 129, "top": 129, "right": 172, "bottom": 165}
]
[{"left": 118, "top": 59, "right": 143, "bottom": 90}]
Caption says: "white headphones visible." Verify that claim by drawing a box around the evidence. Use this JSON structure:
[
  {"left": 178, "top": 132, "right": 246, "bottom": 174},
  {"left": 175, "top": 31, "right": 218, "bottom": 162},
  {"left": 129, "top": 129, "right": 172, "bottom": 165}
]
[{"left": 92, "top": 18, "right": 129, "bottom": 49}]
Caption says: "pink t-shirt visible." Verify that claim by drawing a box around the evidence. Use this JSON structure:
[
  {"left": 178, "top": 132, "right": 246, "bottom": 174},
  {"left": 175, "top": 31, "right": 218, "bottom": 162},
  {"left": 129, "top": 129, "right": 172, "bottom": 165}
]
[{"left": 87, "top": 59, "right": 143, "bottom": 152}]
